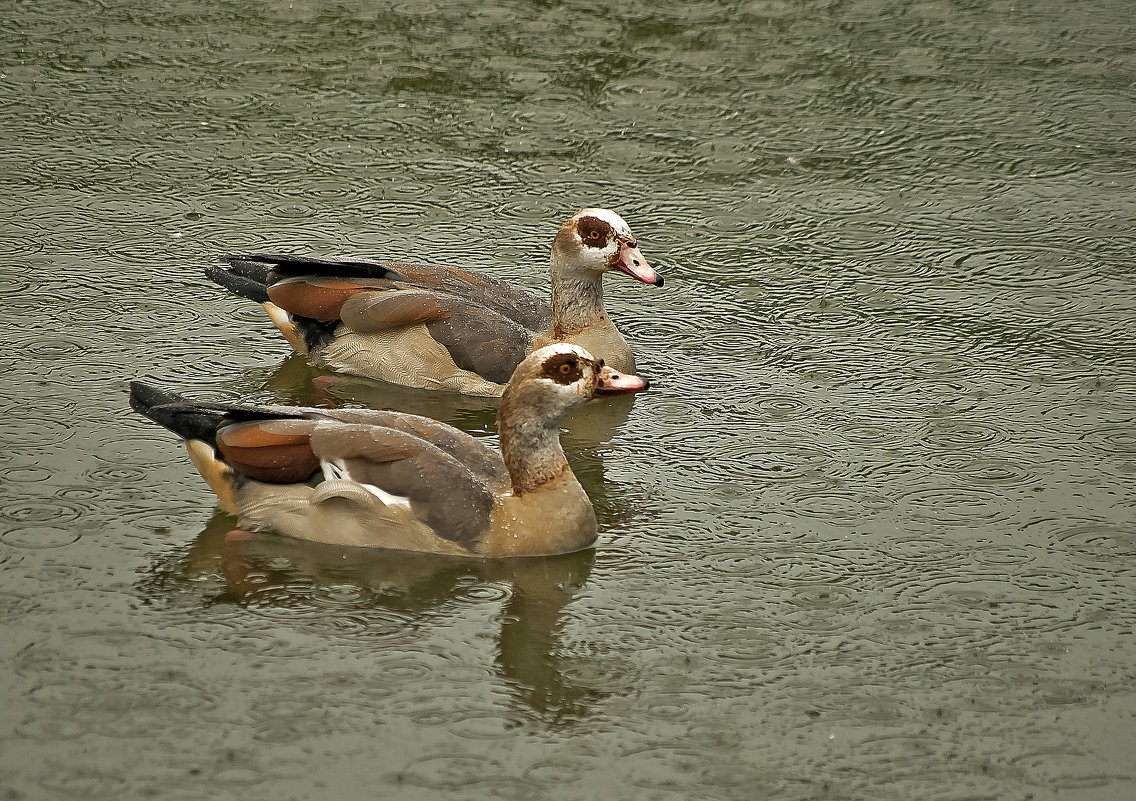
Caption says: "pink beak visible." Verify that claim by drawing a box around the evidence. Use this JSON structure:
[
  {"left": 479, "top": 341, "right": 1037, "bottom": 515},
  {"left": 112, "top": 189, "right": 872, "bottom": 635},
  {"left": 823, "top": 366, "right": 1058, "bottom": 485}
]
[
  {"left": 612, "top": 242, "right": 664, "bottom": 287},
  {"left": 595, "top": 364, "right": 650, "bottom": 396}
]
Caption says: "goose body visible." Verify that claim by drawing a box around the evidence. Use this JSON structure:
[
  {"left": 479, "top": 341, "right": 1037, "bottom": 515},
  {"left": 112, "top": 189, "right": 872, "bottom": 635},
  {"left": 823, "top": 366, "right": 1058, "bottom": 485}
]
[
  {"left": 130, "top": 345, "right": 648, "bottom": 557},
  {"left": 208, "top": 209, "right": 662, "bottom": 397}
]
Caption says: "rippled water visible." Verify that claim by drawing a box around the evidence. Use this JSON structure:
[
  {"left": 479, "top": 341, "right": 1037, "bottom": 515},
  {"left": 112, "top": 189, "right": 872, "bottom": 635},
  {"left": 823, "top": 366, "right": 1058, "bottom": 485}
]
[{"left": 2, "top": 0, "right": 1135, "bottom": 798}]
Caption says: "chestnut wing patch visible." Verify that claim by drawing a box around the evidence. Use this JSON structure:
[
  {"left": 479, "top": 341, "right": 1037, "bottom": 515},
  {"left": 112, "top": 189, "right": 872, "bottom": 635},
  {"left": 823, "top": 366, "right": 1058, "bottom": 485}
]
[
  {"left": 216, "top": 419, "right": 322, "bottom": 483},
  {"left": 338, "top": 289, "right": 454, "bottom": 332},
  {"left": 266, "top": 276, "right": 397, "bottom": 322}
]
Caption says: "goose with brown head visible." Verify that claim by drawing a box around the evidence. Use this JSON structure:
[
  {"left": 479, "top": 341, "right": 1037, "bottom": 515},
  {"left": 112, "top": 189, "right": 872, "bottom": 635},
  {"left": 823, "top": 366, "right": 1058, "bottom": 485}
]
[
  {"left": 129, "top": 345, "right": 649, "bottom": 557},
  {"left": 207, "top": 209, "right": 664, "bottom": 396}
]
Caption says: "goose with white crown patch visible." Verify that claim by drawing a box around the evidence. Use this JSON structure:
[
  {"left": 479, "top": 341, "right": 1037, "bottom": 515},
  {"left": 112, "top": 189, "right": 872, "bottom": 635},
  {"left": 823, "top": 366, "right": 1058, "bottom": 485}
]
[
  {"left": 208, "top": 209, "right": 663, "bottom": 397},
  {"left": 129, "top": 345, "right": 649, "bottom": 557}
]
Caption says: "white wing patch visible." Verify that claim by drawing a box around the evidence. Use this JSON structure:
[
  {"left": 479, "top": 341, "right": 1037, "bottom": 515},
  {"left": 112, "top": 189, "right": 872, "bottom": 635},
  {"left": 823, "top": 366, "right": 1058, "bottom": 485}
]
[{"left": 320, "top": 459, "right": 412, "bottom": 510}]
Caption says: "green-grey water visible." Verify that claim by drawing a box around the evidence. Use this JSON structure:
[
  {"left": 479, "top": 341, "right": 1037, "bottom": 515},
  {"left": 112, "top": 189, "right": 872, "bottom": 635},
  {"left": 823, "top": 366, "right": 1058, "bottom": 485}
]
[{"left": 2, "top": 0, "right": 1135, "bottom": 798}]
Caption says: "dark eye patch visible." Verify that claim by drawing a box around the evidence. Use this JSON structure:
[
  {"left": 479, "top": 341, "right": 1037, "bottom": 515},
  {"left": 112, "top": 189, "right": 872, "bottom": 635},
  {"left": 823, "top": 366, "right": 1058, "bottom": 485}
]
[
  {"left": 576, "top": 216, "right": 612, "bottom": 249},
  {"left": 543, "top": 353, "right": 585, "bottom": 385}
]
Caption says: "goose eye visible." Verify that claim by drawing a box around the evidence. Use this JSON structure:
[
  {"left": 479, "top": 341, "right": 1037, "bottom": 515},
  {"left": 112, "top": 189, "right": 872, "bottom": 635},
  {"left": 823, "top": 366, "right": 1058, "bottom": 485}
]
[
  {"left": 558, "top": 362, "right": 573, "bottom": 376},
  {"left": 588, "top": 230, "right": 601, "bottom": 240}
]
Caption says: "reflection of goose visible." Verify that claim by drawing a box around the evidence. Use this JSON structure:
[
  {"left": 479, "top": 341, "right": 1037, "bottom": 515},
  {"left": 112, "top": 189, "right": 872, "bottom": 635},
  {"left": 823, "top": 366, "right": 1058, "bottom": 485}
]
[
  {"left": 208, "top": 209, "right": 663, "bottom": 396},
  {"left": 136, "top": 510, "right": 605, "bottom": 720},
  {"left": 130, "top": 345, "right": 648, "bottom": 556}
]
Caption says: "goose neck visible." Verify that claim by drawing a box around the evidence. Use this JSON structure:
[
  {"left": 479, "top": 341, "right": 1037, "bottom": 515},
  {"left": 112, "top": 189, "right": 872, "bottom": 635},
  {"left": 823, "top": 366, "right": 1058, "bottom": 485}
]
[
  {"left": 497, "top": 389, "right": 573, "bottom": 496},
  {"left": 549, "top": 263, "right": 606, "bottom": 336}
]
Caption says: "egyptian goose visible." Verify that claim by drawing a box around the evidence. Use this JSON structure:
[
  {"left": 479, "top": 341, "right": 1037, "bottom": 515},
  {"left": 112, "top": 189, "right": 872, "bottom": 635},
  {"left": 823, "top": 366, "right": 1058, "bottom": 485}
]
[
  {"left": 129, "top": 344, "right": 648, "bottom": 557},
  {"left": 208, "top": 209, "right": 662, "bottom": 397}
]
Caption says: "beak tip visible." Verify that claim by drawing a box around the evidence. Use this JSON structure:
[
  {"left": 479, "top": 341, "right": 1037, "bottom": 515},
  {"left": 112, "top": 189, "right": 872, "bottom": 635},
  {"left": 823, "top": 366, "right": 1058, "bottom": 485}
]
[{"left": 595, "top": 368, "right": 650, "bottom": 397}]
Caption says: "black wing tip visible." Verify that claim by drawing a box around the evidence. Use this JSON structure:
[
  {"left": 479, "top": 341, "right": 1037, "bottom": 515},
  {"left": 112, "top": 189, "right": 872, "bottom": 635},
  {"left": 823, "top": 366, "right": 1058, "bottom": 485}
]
[
  {"left": 206, "top": 263, "right": 272, "bottom": 302},
  {"left": 128, "top": 381, "right": 184, "bottom": 415}
]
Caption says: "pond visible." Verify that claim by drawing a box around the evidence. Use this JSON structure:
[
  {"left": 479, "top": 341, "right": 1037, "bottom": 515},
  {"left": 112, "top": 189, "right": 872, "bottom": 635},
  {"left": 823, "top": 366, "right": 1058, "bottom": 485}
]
[{"left": 1, "top": 0, "right": 1134, "bottom": 798}]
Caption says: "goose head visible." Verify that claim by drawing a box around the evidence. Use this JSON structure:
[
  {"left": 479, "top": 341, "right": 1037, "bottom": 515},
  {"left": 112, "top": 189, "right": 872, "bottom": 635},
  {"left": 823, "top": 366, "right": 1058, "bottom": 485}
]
[
  {"left": 498, "top": 344, "right": 648, "bottom": 494},
  {"left": 500, "top": 343, "right": 648, "bottom": 427},
  {"left": 550, "top": 208, "right": 663, "bottom": 287}
]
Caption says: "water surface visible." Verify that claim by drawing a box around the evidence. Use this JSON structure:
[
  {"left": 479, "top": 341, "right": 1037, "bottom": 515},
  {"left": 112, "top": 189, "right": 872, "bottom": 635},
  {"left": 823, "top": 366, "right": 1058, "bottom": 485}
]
[{"left": 2, "top": 0, "right": 1134, "bottom": 798}]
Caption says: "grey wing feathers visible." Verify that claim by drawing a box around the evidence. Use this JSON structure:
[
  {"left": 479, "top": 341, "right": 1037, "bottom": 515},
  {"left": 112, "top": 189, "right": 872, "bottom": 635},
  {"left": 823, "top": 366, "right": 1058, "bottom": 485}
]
[
  {"left": 309, "top": 424, "right": 496, "bottom": 549},
  {"left": 424, "top": 310, "right": 533, "bottom": 385},
  {"left": 317, "top": 408, "right": 509, "bottom": 491},
  {"left": 340, "top": 291, "right": 535, "bottom": 385}
]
